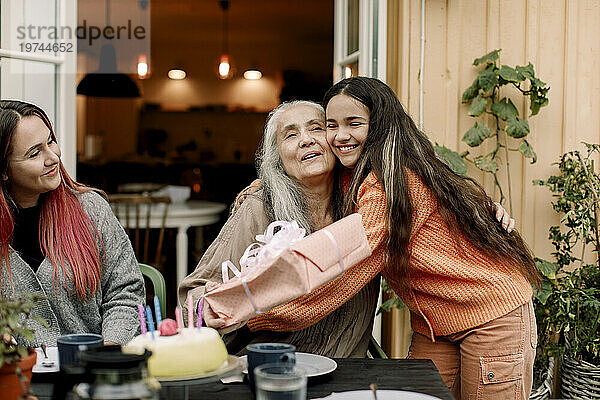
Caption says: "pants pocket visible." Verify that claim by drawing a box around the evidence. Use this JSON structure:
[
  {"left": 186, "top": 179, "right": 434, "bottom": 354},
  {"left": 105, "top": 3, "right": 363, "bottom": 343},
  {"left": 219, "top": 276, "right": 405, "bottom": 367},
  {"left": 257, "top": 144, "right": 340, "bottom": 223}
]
[
  {"left": 527, "top": 301, "right": 538, "bottom": 349},
  {"left": 478, "top": 354, "right": 524, "bottom": 400}
]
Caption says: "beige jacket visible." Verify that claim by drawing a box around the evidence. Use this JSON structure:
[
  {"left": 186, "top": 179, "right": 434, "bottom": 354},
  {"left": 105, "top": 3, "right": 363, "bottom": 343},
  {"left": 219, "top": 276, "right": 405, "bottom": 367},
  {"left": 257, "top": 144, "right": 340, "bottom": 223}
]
[{"left": 178, "top": 191, "right": 379, "bottom": 358}]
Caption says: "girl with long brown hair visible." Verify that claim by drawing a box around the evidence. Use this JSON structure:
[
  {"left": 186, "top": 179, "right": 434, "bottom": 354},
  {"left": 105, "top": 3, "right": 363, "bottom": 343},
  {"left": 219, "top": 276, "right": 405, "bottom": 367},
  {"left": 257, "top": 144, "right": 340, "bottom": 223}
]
[
  {"left": 0, "top": 100, "right": 144, "bottom": 346},
  {"left": 247, "top": 78, "right": 539, "bottom": 399}
]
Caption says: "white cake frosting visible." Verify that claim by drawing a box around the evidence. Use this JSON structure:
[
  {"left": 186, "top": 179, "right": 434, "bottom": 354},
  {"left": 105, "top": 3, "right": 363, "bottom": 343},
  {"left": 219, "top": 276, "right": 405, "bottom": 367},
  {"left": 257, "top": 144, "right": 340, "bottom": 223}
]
[{"left": 124, "top": 327, "right": 228, "bottom": 377}]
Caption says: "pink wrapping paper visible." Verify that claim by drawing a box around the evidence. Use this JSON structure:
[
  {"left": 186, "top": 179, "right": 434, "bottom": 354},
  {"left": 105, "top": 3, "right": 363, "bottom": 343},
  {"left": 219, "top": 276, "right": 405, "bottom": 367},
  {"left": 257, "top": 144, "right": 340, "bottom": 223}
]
[{"left": 203, "top": 213, "right": 371, "bottom": 330}]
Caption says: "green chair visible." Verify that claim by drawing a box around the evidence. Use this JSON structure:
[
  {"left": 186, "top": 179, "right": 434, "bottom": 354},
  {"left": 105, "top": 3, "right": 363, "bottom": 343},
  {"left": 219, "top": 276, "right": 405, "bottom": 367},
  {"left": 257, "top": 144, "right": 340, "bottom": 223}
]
[
  {"left": 139, "top": 263, "right": 166, "bottom": 315},
  {"left": 368, "top": 336, "right": 388, "bottom": 359}
]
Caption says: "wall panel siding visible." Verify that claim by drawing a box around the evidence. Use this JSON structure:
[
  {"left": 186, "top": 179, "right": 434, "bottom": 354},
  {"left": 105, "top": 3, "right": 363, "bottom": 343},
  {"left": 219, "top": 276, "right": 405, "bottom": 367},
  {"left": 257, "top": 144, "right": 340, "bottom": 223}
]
[{"left": 384, "top": 0, "right": 600, "bottom": 358}]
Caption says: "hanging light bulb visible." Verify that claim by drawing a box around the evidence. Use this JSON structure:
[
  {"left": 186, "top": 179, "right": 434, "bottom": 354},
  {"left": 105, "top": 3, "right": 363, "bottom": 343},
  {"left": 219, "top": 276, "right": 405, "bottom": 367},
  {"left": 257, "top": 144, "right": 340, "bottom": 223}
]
[
  {"left": 217, "top": 0, "right": 233, "bottom": 79},
  {"left": 137, "top": 54, "right": 149, "bottom": 79},
  {"left": 218, "top": 54, "right": 231, "bottom": 79}
]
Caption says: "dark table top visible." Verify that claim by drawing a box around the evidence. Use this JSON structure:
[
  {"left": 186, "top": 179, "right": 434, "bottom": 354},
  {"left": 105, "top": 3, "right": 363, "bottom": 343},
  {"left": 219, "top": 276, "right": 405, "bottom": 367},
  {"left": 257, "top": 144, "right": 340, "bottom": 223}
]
[{"left": 31, "top": 358, "right": 454, "bottom": 399}]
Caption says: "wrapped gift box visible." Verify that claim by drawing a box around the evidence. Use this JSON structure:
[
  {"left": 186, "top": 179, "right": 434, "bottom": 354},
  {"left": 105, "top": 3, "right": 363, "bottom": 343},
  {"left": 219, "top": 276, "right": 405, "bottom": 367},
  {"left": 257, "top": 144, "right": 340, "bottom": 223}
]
[{"left": 203, "top": 213, "right": 371, "bottom": 329}]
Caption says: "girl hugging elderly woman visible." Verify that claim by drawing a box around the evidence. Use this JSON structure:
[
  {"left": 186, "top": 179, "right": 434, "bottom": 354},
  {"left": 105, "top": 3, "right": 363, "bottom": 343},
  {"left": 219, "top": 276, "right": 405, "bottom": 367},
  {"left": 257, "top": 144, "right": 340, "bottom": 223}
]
[{"left": 180, "top": 77, "right": 539, "bottom": 400}]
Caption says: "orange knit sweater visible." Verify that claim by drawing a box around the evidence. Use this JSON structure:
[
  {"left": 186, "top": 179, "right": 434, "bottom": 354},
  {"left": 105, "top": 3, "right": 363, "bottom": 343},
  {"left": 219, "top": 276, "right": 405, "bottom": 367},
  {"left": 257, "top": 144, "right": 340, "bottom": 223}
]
[{"left": 247, "top": 170, "right": 532, "bottom": 339}]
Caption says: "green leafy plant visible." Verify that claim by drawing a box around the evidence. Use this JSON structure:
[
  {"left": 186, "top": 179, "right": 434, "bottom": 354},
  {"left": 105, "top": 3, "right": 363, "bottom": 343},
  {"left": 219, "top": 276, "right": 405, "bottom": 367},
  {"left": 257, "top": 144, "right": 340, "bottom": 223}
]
[
  {"left": 533, "top": 143, "right": 600, "bottom": 369},
  {"left": 435, "top": 49, "right": 550, "bottom": 213},
  {"left": 377, "top": 279, "right": 405, "bottom": 315},
  {"left": 0, "top": 293, "right": 47, "bottom": 367}
]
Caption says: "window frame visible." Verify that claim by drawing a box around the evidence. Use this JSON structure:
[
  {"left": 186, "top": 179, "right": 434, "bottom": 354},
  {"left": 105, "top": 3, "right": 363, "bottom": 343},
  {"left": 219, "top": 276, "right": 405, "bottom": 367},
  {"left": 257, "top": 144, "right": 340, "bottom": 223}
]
[
  {"left": 0, "top": 0, "right": 77, "bottom": 175},
  {"left": 333, "top": 0, "right": 387, "bottom": 82}
]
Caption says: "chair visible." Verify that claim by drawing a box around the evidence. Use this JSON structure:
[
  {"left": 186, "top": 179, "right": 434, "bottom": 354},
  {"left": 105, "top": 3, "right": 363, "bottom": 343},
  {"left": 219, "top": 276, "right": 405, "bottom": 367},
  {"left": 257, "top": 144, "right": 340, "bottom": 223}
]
[
  {"left": 368, "top": 336, "right": 388, "bottom": 359},
  {"left": 139, "top": 263, "right": 166, "bottom": 315},
  {"left": 108, "top": 193, "right": 171, "bottom": 266}
]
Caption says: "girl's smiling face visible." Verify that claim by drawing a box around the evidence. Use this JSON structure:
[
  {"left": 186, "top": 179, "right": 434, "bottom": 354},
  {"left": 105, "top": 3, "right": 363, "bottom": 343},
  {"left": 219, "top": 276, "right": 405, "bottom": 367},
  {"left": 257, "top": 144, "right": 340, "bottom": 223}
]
[
  {"left": 325, "top": 94, "right": 370, "bottom": 168},
  {"left": 6, "top": 116, "right": 62, "bottom": 207}
]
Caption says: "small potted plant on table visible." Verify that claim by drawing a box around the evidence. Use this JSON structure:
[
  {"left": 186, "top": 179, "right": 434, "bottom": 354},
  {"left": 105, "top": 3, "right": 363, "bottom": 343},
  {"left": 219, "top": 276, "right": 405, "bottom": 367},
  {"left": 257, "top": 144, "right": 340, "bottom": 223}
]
[{"left": 0, "top": 293, "right": 47, "bottom": 400}]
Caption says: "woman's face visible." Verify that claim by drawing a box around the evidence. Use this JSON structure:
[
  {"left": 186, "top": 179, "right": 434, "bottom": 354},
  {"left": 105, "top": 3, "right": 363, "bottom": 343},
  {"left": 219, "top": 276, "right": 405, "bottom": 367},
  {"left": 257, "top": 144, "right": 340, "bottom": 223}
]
[
  {"left": 5, "top": 116, "right": 62, "bottom": 207},
  {"left": 325, "top": 94, "right": 370, "bottom": 168},
  {"left": 276, "top": 105, "right": 335, "bottom": 184}
]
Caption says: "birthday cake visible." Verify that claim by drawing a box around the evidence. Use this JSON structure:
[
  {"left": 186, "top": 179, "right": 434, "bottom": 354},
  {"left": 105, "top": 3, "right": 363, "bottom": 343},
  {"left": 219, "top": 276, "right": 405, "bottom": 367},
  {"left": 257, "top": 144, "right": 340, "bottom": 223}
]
[{"left": 124, "top": 326, "right": 229, "bottom": 378}]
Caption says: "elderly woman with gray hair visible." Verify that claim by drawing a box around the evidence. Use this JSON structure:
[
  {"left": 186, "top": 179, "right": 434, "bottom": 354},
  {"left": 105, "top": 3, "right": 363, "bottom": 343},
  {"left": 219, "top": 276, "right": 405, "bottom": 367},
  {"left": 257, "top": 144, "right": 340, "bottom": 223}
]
[{"left": 178, "top": 100, "right": 380, "bottom": 357}]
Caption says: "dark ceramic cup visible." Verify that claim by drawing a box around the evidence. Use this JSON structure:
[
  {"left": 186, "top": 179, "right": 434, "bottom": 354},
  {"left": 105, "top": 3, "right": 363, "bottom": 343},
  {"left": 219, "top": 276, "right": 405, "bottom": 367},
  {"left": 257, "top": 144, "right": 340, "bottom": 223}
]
[
  {"left": 57, "top": 333, "right": 103, "bottom": 371},
  {"left": 246, "top": 343, "right": 296, "bottom": 391}
]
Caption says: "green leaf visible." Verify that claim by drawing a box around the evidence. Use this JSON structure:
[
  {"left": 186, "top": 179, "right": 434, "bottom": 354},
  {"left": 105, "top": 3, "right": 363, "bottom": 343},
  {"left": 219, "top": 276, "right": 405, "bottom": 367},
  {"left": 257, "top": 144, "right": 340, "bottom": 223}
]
[
  {"left": 32, "top": 315, "right": 49, "bottom": 329},
  {"left": 462, "top": 122, "right": 492, "bottom": 147},
  {"left": 491, "top": 98, "right": 519, "bottom": 121},
  {"left": 434, "top": 144, "right": 468, "bottom": 175},
  {"left": 473, "top": 49, "right": 501, "bottom": 66},
  {"left": 474, "top": 154, "right": 498, "bottom": 172},
  {"left": 535, "top": 280, "right": 553, "bottom": 305},
  {"left": 505, "top": 117, "right": 530, "bottom": 138},
  {"left": 7, "top": 314, "right": 18, "bottom": 329},
  {"left": 462, "top": 78, "right": 480, "bottom": 103},
  {"left": 16, "top": 346, "right": 27, "bottom": 359},
  {"left": 518, "top": 140, "right": 537, "bottom": 164},
  {"left": 478, "top": 68, "right": 498, "bottom": 93},
  {"left": 469, "top": 94, "right": 488, "bottom": 116},
  {"left": 516, "top": 63, "right": 535, "bottom": 81},
  {"left": 530, "top": 87, "right": 550, "bottom": 116},
  {"left": 14, "top": 327, "right": 33, "bottom": 342},
  {"left": 498, "top": 65, "right": 524, "bottom": 83},
  {"left": 536, "top": 258, "right": 557, "bottom": 280},
  {"left": 377, "top": 295, "right": 406, "bottom": 315}
]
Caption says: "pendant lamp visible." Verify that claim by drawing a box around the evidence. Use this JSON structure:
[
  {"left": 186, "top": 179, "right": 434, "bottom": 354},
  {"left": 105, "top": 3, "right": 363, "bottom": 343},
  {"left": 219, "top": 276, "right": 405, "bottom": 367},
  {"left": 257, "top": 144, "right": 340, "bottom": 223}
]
[{"left": 217, "top": 0, "right": 233, "bottom": 79}]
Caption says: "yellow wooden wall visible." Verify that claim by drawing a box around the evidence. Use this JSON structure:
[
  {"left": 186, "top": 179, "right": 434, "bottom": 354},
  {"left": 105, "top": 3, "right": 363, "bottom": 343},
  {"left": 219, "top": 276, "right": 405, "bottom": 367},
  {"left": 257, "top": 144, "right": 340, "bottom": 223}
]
[{"left": 383, "top": 0, "right": 600, "bottom": 358}]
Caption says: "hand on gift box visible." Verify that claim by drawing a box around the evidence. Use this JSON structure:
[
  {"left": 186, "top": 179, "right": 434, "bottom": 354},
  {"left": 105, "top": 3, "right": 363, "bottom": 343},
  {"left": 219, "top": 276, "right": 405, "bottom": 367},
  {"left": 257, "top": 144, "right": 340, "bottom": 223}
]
[{"left": 202, "top": 214, "right": 371, "bottom": 330}]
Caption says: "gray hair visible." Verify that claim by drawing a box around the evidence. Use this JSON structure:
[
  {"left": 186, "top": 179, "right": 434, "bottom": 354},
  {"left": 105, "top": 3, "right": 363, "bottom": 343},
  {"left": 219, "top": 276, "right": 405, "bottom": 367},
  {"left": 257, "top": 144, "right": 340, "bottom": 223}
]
[{"left": 256, "top": 100, "right": 326, "bottom": 233}]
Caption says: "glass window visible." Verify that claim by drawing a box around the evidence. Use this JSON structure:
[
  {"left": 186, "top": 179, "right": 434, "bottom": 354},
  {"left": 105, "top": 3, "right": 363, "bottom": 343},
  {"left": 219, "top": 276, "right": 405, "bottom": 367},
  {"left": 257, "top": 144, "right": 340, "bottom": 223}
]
[{"left": 347, "top": 0, "right": 359, "bottom": 55}]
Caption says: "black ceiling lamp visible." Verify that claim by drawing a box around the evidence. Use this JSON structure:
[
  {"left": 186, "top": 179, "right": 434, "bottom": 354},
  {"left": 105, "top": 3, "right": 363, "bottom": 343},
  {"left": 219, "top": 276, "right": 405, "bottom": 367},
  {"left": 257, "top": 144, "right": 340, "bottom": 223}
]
[
  {"left": 77, "top": 44, "right": 141, "bottom": 98},
  {"left": 76, "top": 0, "right": 141, "bottom": 98}
]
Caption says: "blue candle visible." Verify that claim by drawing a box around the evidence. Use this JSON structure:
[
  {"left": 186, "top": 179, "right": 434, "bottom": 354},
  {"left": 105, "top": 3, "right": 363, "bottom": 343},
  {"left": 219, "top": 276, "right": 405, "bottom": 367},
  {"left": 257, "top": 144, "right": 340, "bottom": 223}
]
[
  {"left": 145, "top": 305, "right": 155, "bottom": 340},
  {"left": 154, "top": 296, "right": 163, "bottom": 327}
]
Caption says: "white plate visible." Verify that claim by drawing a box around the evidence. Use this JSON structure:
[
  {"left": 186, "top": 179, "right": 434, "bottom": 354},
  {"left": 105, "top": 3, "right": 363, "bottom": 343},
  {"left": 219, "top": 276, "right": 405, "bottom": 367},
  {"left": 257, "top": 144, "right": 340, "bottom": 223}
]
[
  {"left": 157, "top": 355, "right": 241, "bottom": 384},
  {"left": 240, "top": 352, "right": 337, "bottom": 378},
  {"left": 315, "top": 390, "right": 442, "bottom": 400},
  {"left": 32, "top": 346, "right": 59, "bottom": 373}
]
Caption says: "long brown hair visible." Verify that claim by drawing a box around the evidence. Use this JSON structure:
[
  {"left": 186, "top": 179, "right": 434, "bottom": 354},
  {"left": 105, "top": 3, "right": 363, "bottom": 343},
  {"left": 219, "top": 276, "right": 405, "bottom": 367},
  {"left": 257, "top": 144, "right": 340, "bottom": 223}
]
[
  {"left": 323, "top": 77, "right": 540, "bottom": 290},
  {"left": 0, "top": 100, "right": 103, "bottom": 299}
]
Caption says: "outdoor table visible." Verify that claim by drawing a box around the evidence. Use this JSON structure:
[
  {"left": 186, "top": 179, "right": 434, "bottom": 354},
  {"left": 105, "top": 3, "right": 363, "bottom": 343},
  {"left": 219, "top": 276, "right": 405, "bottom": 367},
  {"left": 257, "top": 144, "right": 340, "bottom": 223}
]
[{"left": 31, "top": 358, "right": 454, "bottom": 399}]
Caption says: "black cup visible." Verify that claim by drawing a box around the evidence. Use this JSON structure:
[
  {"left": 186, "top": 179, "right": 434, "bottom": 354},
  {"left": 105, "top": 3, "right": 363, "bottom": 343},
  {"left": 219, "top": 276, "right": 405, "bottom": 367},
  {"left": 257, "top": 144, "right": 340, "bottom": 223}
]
[
  {"left": 57, "top": 333, "right": 103, "bottom": 371},
  {"left": 247, "top": 343, "right": 296, "bottom": 391}
]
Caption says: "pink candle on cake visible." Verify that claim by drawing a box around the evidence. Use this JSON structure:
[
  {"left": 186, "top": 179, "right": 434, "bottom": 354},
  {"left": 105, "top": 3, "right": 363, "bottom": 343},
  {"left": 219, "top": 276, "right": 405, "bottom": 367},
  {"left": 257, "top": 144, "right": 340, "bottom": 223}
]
[
  {"left": 187, "top": 294, "right": 193, "bottom": 328},
  {"left": 137, "top": 304, "right": 147, "bottom": 335},
  {"left": 197, "top": 297, "right": 204, "bottom": 329},
  {"left": 175, "top": 306, "right": 184, "bottom": 332}
]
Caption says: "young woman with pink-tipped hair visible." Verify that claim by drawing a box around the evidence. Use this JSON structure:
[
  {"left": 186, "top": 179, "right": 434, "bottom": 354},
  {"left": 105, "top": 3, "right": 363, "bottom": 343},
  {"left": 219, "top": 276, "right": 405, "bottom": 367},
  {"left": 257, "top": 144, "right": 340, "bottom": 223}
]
[{"left": 0, "top": 100, "right": 144, "bottom": 346}]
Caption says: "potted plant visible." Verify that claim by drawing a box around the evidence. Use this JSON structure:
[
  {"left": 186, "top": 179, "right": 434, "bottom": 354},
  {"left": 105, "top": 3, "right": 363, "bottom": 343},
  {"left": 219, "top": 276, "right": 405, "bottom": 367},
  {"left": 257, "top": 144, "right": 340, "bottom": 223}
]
[
  {"left": 533, "top": 143, "right": 600, "bottom": 398},
  {"left": 0, "top": 293, "right": 47, "bottom": 400}
]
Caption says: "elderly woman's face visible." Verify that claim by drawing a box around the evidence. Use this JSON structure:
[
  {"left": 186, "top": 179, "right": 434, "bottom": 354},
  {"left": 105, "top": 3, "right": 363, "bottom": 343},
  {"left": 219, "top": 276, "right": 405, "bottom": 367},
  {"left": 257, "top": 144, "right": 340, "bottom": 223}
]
[{"left": 276, "top": 105, "right": 335, "bottom": 184}]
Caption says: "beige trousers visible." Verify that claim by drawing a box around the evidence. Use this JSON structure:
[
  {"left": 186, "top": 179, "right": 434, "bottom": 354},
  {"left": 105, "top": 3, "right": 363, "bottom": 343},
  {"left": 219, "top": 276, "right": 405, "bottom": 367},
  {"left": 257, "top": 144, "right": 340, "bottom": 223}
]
[{"left": 408, "top": 301, "right": 537, "bottom": 400}]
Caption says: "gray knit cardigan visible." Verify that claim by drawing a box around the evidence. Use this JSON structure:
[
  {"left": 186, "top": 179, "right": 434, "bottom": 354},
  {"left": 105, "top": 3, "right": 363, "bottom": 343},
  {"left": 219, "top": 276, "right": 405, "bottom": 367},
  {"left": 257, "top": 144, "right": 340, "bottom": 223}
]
[{"left": 0, "top": 191, "right": 145, "bottom": 346}]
